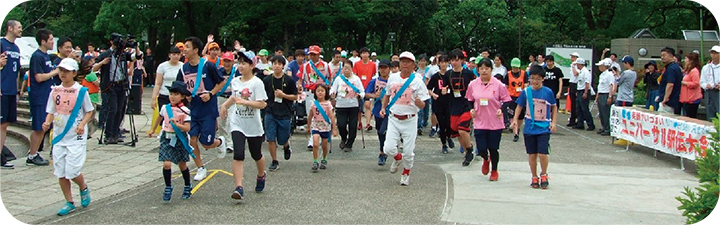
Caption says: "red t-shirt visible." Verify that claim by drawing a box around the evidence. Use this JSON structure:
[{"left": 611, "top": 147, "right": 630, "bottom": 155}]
[
  {"left": 353, "top": 60, "right": 377, "bottom": 88},
  {"left": 297, "top": 60, "right": 332, "bottom": 91}
]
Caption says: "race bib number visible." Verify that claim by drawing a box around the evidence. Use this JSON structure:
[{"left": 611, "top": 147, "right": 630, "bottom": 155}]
[
  {"left": 479, "top": 98, "right": 489, "bottom": 106},
  {"left": 52, "top": 87, "right": 79, "bottom": 115},
  {"left": 183, "top": 74, "right": 206, "bottom": 93},
  {"left": 453, "top": 90, "right": 461, "bottom": 98},
  {"left": 526, "top": 99, "right": 549, "bottom": 121}
]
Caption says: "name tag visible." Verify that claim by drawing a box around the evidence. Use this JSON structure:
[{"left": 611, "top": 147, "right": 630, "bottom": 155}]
[
  {"left": 362, "top": 75, "right": 367, "bottom": 80},
  {"left": 274, "top": 97, "right": 283, "bottom": 103},
  {"left": 453, "top": 90, "right": 461, "bottom": 98},
  {"left": 516, "top": 87, "right": 522, "bottom": 92},
  {"left": 479, "top": 98, "right": 489, "bottom": 106}
]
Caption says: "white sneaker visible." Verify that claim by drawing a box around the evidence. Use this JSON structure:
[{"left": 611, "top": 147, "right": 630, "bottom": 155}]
[
  {"left": 390, "top": 158, "right": 402, "bottom": 174},
  {"left": 217, "top": 136, "right": 227, "bottom": 159},
  {"left": 194, "top": 167, "right": 207, "bottom": 181},
  {"left": 400, "top": 174, "right": 410, "bottom": 186}
]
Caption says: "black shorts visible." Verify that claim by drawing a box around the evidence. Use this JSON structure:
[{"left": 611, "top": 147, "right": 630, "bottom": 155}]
[
  {"left": 524, "top": 133, "right": 550, "bottom": 154},
  {"left": 231, "top": 131, "right": 264, "bottom": 161},
  {"left": 474, "top": 129, "right": 503, "bottom": 150},
  {"left": 1, "top": 95, "right": 17, "bottom": 123}
]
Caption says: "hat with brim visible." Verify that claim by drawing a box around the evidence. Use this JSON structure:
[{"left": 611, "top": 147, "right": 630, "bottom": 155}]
[
  {"left": 378, "top": 59, "right": 391, "bottom": 67},
  {"left": 167, "top": 80, "right": 191, "bottom": 96},
  {"left": 710, "top": 45, "right": 720, "bottom": 53},
  {"left": 58, "top": 58, "right": 79, "bottom": 71},
  {"left": 644, "top": 60, "right": 657, "bottom": 69},
  {"left": 238, "top": 51, "right": 256, "bottom": 65},
  {"left": 308, "top": 45, "right": 321, "bottom": 55},
  {"left": 399, "top": 51, "right": 415, "bottom": 62}
]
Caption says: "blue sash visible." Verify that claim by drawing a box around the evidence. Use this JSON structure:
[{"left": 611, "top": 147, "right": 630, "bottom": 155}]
[
  {"left": 313, "top": 100, "right": 332, "bottom": 143},
  {"left": 52, "top": 87, "right": 87, "bottom": 145},
  {"left": 309, "top": 61, "right": 330, "bottom": 85},
  {"left": 165, "top": 104, "right": 196, "bottom": 159},
  {"left": 192, "top": 58, "right": 207, "bottom": 97},
  {"left": 215, "top": 57, "right": 220, "bottom": 68},
  {"left": 472, "top": 68, "right": 479, "bottom": 77},
  {"left": 379, "top": 76, "right": 414, "bottom": 134},
  {"left": 219, "top": 66, "right": 236, "bottom": 94},
  {"left": 525, "top": 87, "right": 550, "bottom": 129},
  {"left": 338, "top": 74, "right": 362, "bottom": 95}
]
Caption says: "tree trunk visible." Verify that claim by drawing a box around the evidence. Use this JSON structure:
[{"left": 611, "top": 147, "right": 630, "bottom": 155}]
[
  {"left": 579, "top": 0, "right": 596, "bottom": 31},
  {"left": 183, "top": 1, "right": 196, "bottom": 36}
]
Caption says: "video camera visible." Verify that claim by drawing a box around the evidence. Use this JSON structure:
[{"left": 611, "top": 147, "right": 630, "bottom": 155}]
[{"left": 110, "top": 33, "right": 137, "bottom": 61}]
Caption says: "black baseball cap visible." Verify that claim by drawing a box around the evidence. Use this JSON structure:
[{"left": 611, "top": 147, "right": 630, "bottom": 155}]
[{"left": 378, "top": 59, "right": 391, "bottom": 67}]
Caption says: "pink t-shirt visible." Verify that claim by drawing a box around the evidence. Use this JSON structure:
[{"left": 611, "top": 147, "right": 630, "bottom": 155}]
[
  {"left": 310, "top": 100, "right": 334, "bottom": 132},
  {"left": 466, "top": 77, "right": 512, "bottom": 130}
]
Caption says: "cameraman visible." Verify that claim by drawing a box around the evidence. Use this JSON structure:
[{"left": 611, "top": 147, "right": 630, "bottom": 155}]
[{"left": 93, "top": 34, "right": 135, "bottom": 144}]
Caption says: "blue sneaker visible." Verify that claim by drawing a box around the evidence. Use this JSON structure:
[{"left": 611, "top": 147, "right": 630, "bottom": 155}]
[
  {"left": 429, "top": 127, "right": 437, "bottom": 138},
  {"left": 232, "top": 186, "right": 244, "bottom": 200},
  {"left": 255, "top": 172, "right": 266, "bottom": 192},
  {"left": 182, "top": 185, "right": 192, "bottom": 199},
  {"left": 448, "top": 138, "right": 455, "bottom": 149},
  {"left": 459, "top": 146, "right": 464, "bottom": 154},
  {"left": 80, "top": 187, "right": 91, "bottom": 207},
  {"left": 442, "top": 145, "right": 449, "bottom": 154},
  {"left": 378, "top": 154, "right": 387, "bottom": 166},
  {"left": 163, "top": 186, "right": 173, "bottom": 202},
  {"left": 57, "top": 202, "right": 75, "bottom": 216}
]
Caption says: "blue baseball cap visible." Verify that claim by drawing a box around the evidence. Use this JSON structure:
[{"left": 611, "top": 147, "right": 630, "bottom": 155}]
[{"left": 621, "top": 55, "right": 634, "bottom": 65}]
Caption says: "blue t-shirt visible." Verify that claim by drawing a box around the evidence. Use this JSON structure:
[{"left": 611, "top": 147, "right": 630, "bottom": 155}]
[
  {"left": 516, "top": 87, "right": 557, "bottom": 135},
  {"left": 1, "top": 38, "right": 21, "bottom": 95},
  {"left": 286, "top": 60, "right": 302, "bottom": 83},
  {"left": 658, "top": 62, "right": 683, "bottom": 108},
  {"left": 51, "top": 57, "right": 65, "bottom": 85},
  {"left": 29, "top": 49, "right": 55, "bottom": 106},
  {"left": 175, "top": 60, "right": 224, "bottom": 119},
  {"left": 366, "top": 77, "right": 388, "bottom": 118}
]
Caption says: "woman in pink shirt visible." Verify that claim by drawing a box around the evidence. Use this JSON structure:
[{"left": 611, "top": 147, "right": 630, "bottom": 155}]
[
  {"left": 466, "top": 58, "right": 512, "bottom": 181},
  {"left": 680, "top": 52, "right": 702, "bottom": 118}
]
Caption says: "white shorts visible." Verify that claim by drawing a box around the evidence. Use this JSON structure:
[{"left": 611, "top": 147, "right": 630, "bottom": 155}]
[{"left": 52, "top": 144, "right": 87, "bottom": 179}]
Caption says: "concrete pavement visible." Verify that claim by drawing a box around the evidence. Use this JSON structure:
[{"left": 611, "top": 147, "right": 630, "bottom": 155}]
[{"left": 1, "top": 87, "right": 702, "bottom": 224}]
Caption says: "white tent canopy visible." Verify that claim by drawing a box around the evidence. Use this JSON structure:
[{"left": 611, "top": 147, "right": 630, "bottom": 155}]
[{"left": 15, "top": 36, "right": 58, "bottom": 68}]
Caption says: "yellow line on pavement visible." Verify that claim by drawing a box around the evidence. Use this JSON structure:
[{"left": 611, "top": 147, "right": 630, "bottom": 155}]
[
  {"left": 218, "top": 170, "right": 234, "bottom": 176},
  {"left": 191, "top": 170, "right": 219, "bottom": 195}
]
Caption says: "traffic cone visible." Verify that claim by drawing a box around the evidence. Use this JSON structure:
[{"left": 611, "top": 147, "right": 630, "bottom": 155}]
[{"left": 564, "top": 89, "right": 572, "bottom": 114}]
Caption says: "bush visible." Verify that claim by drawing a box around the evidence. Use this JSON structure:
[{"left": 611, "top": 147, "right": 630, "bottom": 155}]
[
  {"left": 676, "top": 117, "right": 720, "bottom": 224},
  {"left": 634, "top": 79, "right": 647, "bottom": 107}
]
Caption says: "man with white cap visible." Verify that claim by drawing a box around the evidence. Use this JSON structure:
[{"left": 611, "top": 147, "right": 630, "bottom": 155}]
[
  {"left": 701, "top": 45, "right": 720, "bottom": 121},
  {"left": 573, "top": 58, "right": 595, "bottom": 131},
  {"left": 595, "top": 58, "right": 615, "bottom": 136},
  {"left": 371, "top": 52, "right": 379, "bottom": 76},
  {"left": 380, "top": 51, "right": 430, "bottom": 186},
  {"left": 567, "top": 52, "right": 580, "bottom": 127}
]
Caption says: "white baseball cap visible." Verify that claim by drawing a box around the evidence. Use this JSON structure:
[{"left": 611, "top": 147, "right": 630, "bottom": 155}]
[
  {"left": 570, "top": 52, "right": 580, "bottom": 57},
  {"left": 710, "top": 45, "right": 720, "bottom": 53},
  {"left": 575, "top": 58, "right": 586, "bottom": 64},
  {"left": 429, "top": 56, "right": 436, "bottom": 63},
  {"left": 58, "top": 58, "right": 79, "bottom": 71},
  {"left": 595, "top": 58, "right": 611, "bottom": 66},
  {"left": 469, "top": 57, "right": 476, "bottom": 63},
  {"left": 371, "top": 52, "right": 377, "bottom": 56},
  {"left": 399, "top": 51, "right": 415, "bottom": 62}
]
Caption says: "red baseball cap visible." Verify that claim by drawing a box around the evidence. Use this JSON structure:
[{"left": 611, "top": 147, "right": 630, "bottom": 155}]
[
  {"left": 308, "top": 45, "right": 321, "bottom": 54},
  {"left": 221, "top": 52, "right": 234, "bottom": 61}
]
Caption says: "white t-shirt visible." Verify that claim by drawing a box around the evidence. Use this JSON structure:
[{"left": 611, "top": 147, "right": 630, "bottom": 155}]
[
  {"left": 576, "top": 67, "right": 592, "bottom": 91},
  {"left": 228, "top": 76, "right": 268, "bottom": 137},
  {"left": 610, "top": 61, "right": 621, "bottom": 72},
  {"left": 569, "top": 62, "right": 579, "bottom": 83},
  {"left": 491, "top": 64, "right": 507, "bottom": 78},
  {"left": 330, "top": 74, "right": 365, "bottom": 108},
  {"left": 256, "top": 61, "right": 271, "bottom": 71},
  {"left": 46, "top": 83, "right": 95, "bottom": 146},
  {"left": 349, "top": 56, "right": 361, "bottom": 65},
  {"left": 384, "top": 72, "right": 431, "bottom": 115},
  {"left": 156, "top": 61, "right": 183, "bottom": 95},
  {"left": 597, "top": 70, "right": 615, "bottom": 94},
  {"left": 159, "top": 104, "right": 192, "bottom": 132},
  {"left": 427, "top": 65, "right": 440, "bottom": 80}
]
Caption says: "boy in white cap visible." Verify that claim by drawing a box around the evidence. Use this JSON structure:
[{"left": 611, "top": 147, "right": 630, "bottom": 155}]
[
  {"left": 380, "top": 51, "right": 431, "bottom": 186},
  {"left": 43, "top": 58, "right": 94, "bottom": 215}
]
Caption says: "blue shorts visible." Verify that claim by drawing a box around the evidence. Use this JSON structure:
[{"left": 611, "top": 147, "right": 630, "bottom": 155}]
[
  {"left": 30, "top": 104, "right": 47, "bottom": 131},
  {"left": 474, "top": 129, "right": 503, "bottom": 150},
  {"left": 524, "top": 133, "right": 550, "bottom": 155},
  {"left": 189, "top": 118, "right": 217, "bottom": 145},
  {"left": 264, "top": 114, "right": 291, "bottom": 145},
  {"left": 311, "top": 130, "right": 330, "bottom": 139},
  {"left": 1, "top": 95, "right": 17, "bottom": 123}
]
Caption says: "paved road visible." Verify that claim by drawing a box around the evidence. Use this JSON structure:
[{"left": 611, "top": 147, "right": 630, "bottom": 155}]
[{"left": 2, "top": 87, "right": 701, "bottom": 224}]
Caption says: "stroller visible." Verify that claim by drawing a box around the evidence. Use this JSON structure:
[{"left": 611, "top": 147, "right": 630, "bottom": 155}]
[{"left": 291, "top": 94, "right": 308, "bottom": 134}]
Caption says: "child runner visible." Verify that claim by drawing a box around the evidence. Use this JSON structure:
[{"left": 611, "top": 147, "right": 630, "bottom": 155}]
[
  {"left": 426, "top": 54, "right": 454, "bottom": 153},
  {"left": 263, "top": 55, "right": 298, "bottom": 171},
  {"left": 366, "top": 59, "right": 391, "bottom": 164},
  {"left": 380, "top": 52, "right": 431, "bottom": 186},
  {"left": 146, "top": 81, "right": 194, "bottom": 202},
  {"left": 220, "top": 51, "right": 268, "bottom": 200},
  {"left": 447, "top": 49, "right": 476, "bottom": 166},
  {"left": 466, "top": 58, "right": 511, "bottom": 181},
  {"left": 175, "top": 37, "right": 228, "bottom": 181},
  {"left": 504, "top": 58, "right": 527, "bottom": 142},
  {"left": 330, "top": 58, "right": 365, "bottom": 152},
  {"left": 308, "top": 84, "right": 338, "bottom": 170},
  {"left": 43, "top": 58, "right": 94, "bottom": 215},
  {"left": 511, "top": 65, "right": 558, "bottom": 189},
  {"left": 216, "top": 51, "right": 239, "bottom": 154}
]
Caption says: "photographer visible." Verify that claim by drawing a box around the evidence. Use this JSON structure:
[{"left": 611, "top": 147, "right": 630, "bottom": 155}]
[{"left": 93, "top": 33, "right": 136, "bottom": 144}]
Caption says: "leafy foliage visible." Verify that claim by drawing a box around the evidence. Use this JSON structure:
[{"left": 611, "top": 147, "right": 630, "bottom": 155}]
[{"left": 676, "top": 117, "right": 719, "bottom": 224}]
